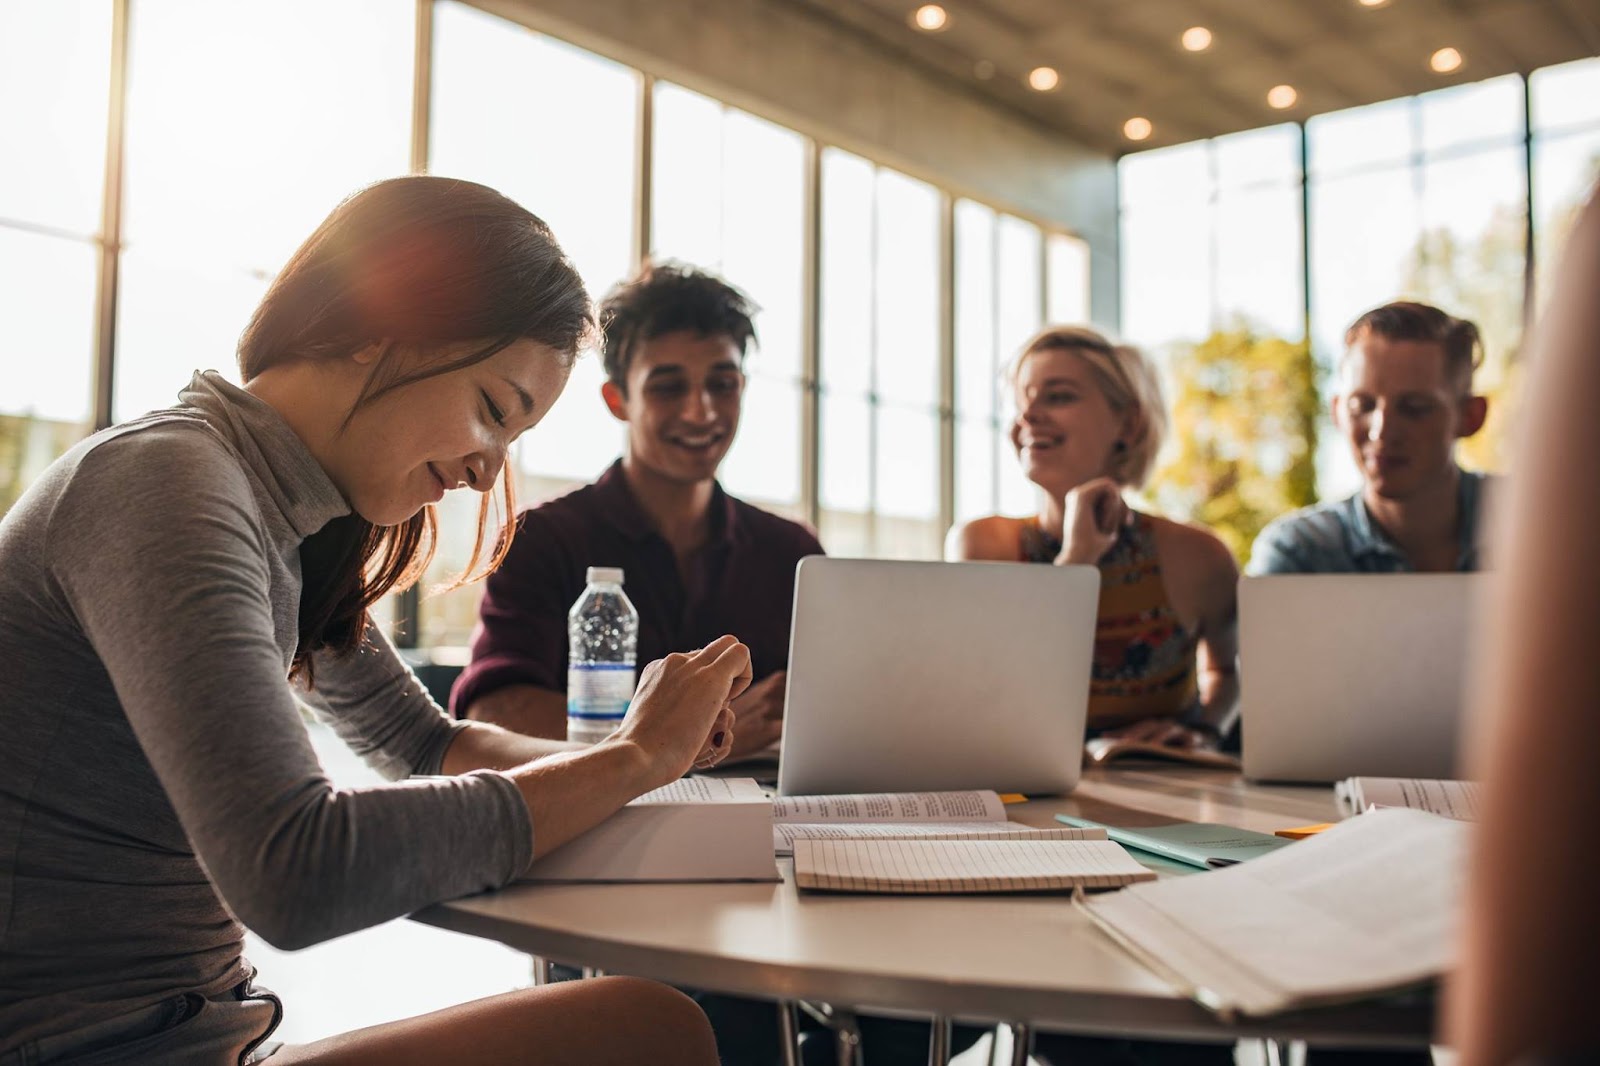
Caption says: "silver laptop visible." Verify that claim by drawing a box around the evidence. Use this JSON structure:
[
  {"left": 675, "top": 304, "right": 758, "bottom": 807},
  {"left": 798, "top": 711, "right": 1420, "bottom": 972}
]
[
  {"left": 776, "top": 557, "right": 1099, "bottom": 797},
  {"left": 1240, "top": 574, "right": 1484, "bottom": 783}
]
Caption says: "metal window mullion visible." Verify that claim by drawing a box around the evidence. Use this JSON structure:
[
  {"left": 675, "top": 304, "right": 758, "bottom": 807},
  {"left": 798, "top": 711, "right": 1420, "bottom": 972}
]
[
  {"left": 395, "top": 0, "right": 435, "bottom": 649},
  {"left": 1109, "top": 158, "right": 1123, "bottom": 336},
  {"left": 937, "top": 193, "right": 955, "bottom": 547},
  {"left": 989, "top": 211, "right": 1002, "bottom": 517},
  {"left": 409, "top": 0, "right": 433, "bottom": 174},
  {"left": 800, "top": 139, "right": 822, "bottom": 532},
  {"left": 1299, "top": 121, "right": 1313, "bottom": 349},
  {"left": 1521, "top": 73, "right": 1536, "bottom": 332},
  {"left": 1207, "top": 141, "right": 1221, "bottom": 335},
  {"left": 1409, "top": 96, "right": 1426, "bottom": 255},
  {"left": 92, "top": 0, "right": 131, "bottom": 432},
  {"left": 635, "top": 72, "right": 654, "bottom": 270},
  {"left": 1037, "top": 222, "right": 1049, "bottom": 326},
  {"left": 866, "top": 166, "right": 880, "bottom": 554}
]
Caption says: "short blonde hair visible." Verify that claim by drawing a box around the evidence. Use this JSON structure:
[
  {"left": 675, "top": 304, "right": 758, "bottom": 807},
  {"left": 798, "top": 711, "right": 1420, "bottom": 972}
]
[{"left": 1008, "top": 325, "right": 1167, "bottom": 488}]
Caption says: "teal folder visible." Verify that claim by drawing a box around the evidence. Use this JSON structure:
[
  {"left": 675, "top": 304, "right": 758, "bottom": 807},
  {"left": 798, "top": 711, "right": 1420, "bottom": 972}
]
[{"left": 1054, "top": 815, "right": 1292, "bottom": 871}]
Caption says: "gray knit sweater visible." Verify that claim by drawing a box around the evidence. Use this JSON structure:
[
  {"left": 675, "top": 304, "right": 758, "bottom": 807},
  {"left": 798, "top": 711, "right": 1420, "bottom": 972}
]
[{"left": 0, "top": 371, "right": 534, "bottom": 1049}]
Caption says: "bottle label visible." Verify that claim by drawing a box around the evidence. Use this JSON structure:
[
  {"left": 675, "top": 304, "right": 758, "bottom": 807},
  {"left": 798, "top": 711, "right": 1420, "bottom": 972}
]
[{"left": 567, "top": 662, "right": 635, "bottom": 721}]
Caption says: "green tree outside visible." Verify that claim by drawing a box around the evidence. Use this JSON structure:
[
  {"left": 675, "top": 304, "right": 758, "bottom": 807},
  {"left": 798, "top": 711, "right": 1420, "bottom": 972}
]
[
  {"left": 1401, "top": 200, "right": 1528, "bottom": 475},
  {"left": 1144, "top": 324, "right": 1322, "bottom": 565}
]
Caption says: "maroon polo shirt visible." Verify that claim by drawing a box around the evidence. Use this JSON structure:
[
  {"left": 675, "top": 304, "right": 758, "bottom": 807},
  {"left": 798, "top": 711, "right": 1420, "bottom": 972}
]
[{"left": 450, "top": 460, "right": 825, "bottom": 717}]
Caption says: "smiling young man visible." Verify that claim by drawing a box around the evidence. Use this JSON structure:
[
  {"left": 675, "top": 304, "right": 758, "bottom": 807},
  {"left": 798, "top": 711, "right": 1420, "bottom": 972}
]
[
  {"left": 450, "top": 263, "right": 822, "bottom": 761},
  {"left": 1249, "top": 301, "right": 1493, "bottom": 575}
]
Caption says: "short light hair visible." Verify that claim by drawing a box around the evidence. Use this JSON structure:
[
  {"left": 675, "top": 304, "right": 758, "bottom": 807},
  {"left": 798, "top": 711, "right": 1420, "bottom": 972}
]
[
  {"left": 1343, "top": 300, "right": 1483, "bottom": 393},
  {"left": 1008, "top": 325, "right": 1167, "bottom": 488}
]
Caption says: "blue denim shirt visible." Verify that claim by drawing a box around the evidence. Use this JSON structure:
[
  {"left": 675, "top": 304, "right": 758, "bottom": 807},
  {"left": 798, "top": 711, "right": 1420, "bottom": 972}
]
[{"left": 1246, "top": 468, "right": 1490, "bottom": 575}]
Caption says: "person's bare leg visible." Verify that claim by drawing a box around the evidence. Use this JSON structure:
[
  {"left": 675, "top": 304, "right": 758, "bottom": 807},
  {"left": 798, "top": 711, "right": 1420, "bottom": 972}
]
[{"left": 272, "top": 976, "right": 717, "bottom": 1066}]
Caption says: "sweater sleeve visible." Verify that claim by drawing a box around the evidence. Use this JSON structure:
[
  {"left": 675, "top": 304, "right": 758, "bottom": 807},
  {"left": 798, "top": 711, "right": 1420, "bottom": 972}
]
[
  {"left": 44, "top": 426, "right": 533, "bottom": 950},
  {"left": 299, "top": 623, "right": 471, "bottom": 780}
]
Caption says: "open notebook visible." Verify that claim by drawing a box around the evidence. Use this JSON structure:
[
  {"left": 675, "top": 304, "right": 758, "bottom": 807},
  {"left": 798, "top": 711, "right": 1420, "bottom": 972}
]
[
  {"left": 772, "top": 788, "right": 1100, "bottom": 857},
  {"left": 1078, "top": 808, "right": 1470, "bottom": 1018},
  {"left": 793, "top": 837, "right": 1154, "bottom": 894}
]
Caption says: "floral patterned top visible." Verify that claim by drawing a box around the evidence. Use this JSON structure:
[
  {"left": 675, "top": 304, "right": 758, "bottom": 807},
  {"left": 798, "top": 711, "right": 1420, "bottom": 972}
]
[{"left": 1020, "top": 510, "right": 1199, "bottom": 730}]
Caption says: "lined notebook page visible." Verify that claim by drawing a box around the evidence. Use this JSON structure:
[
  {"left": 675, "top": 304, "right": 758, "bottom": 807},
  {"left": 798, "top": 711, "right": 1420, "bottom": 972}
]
[
  {"left": 775, "top": 823, "right": 1105, "bottom": 857},
  {"left": 793, "top": 838, "right": 1155, "bottom": 894}
]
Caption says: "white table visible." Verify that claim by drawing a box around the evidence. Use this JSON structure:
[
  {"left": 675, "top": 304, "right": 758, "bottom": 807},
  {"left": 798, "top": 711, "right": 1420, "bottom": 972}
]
[{"left": 414, "top": 766, "right": 1435, "bottom": 1060}]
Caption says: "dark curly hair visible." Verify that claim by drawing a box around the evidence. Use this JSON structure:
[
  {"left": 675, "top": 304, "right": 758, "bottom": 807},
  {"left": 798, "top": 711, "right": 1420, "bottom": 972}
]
[{"left": 598, "top": 262, "right": 758, "bottom": 392}]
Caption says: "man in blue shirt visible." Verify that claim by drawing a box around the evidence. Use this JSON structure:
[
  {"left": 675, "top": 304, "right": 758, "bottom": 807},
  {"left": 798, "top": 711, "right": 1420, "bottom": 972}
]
[
  {"left": 1242, "top": 306, "right": 1489, "bottom": 1066},
  {"left": 1250, "top": 301, "right": 1492, "bottom": 575}
]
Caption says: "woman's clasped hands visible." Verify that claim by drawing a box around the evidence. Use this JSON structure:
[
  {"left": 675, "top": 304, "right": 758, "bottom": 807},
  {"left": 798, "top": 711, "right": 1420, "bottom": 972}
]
[{"left": 613, "top": 634, "right": 751, "bottom": 783}]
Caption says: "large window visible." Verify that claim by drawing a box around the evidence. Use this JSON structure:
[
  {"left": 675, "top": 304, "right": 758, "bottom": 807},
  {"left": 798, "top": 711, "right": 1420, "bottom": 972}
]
[
  {"left": 818, "top": 150, "right": 942, "bottom": 558},
  {"left": 426, "top": 1, "right": 640, "bottom": 645},
  {"left": 1308, "top": 75, "right": 1527, "bottom": 492},
  {"left": 117, "top": 0, "right": 414, "bottom": 421},
  {"left": 1531, "top": 58, "right": 1600, "bottom": 309},
  {"left": 951, "top": 201, "right": 1057, "bottom": 526},
  {"left": 3, "top": 0, "right": 1097, "bottom": 653},
  {"left": 1118, "top": 125, "right": 1310, "bottom": 561},
  {"left": 1121, "top": 66, "right": 1600, "bottom": 522},
  {"left": 651, "top": 83, "right": 806, "bottom": 517},
  {"left": 1120, "top": 124, "right": 1304, "bottom": 355},
  {"left": 0, "top": 0, "right": 111, "bottom": 512}
]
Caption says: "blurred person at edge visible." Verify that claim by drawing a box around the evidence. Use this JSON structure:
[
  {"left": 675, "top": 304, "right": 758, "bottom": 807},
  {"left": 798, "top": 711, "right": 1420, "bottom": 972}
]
[{"left": 1451, "top": 190, "right": 1600, "bottom": 1065}]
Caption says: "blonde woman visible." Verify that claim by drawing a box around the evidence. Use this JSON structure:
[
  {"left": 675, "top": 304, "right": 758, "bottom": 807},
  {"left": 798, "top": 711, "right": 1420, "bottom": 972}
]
[{"left": 948, "top": 326, "right": 1239, "bottom": 750}]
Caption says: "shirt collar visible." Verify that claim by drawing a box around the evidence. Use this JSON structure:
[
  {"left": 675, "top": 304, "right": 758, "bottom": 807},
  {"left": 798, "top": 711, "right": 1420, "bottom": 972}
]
[
  {"left": 1347, "top": 466, "right": 1480, "bottom": 567},
  {"left": 592, "top": 459, "right": 743, "bottom": 548},
  {"left": 177, "top": 370, "right": 350, "bottom": 541},
  {"left": 1455, "top": 470, "right": 1483, "bottom": 569}
]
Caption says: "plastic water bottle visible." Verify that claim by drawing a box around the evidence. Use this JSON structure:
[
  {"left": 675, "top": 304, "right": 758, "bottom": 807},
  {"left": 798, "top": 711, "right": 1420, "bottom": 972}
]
[{"left": 566, "top": 566, "right": 639, "bottom": 745}]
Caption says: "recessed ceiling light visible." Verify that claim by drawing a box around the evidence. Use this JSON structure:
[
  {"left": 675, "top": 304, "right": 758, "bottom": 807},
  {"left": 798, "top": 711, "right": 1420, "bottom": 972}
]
[
  {"left": 973, "top": 59, "right": 996, "bottom": 80},
  {"left": 1124, "top": 117, "right": 1153, "bottom": 141},
  {"left": 1267, "top": 84, "right": 1298, "bottom": 109},
  {"left": 1358, "top": 0, "right": 1390, "bottom": 7},
  {"left": 1430, "top": 47, "right": 1463, "bottom": 73},
  {"left": 911, "top": 4, "right": 948, "bottom": 31},
  {"left": 1028, "top": 66, "right": 1060, "bottom": 92},
  {"left": 1181, "top": 26, "right": 1213, "bottom": 52}
]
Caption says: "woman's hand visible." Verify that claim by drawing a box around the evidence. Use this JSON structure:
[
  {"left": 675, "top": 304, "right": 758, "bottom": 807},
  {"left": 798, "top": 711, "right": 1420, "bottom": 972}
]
[
  {"left": 1057, "top": 477, "right": 1127, "bottom": 566},
  {"left": 1100, "top": 716, "right": 1216, "bottom": 750},
  {"left": 611, "top": 635, "right": 752, "bottom": 787}
]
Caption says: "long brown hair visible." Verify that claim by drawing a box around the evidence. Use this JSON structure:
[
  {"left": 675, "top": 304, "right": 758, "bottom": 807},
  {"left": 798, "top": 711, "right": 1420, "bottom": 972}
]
[{"left": 238, "top": 176, "right": 593, "bottom": 681}]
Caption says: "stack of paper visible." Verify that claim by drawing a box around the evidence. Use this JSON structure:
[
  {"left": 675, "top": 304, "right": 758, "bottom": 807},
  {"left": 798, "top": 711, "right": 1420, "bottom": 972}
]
[
  {"left": 1079, "top": 808, "right": 1471, "bottom": 1018},
  {"left": 1335, "top": 777, "right": 1480, "bottom": 820},
  {"left": 524, "top": 777, "right": 780, "bottom": 883}
]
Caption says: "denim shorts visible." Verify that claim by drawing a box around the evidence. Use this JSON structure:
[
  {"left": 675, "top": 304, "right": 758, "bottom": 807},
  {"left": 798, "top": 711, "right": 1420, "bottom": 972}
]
[{"left": 0, "top": 979, "right": 283, "bottom": 1066}]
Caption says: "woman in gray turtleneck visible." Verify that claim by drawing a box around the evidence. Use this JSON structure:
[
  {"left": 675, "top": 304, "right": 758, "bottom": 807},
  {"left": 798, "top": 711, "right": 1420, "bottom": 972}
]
[{"left": 0, "top": 177, "right": 742, "bottom": 1065}]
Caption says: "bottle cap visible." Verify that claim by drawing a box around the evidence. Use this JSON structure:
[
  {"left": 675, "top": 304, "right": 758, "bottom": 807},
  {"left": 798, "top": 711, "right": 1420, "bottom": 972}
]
[{"left": 586, "top": 566, "right": 625, "bottom": 586}]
